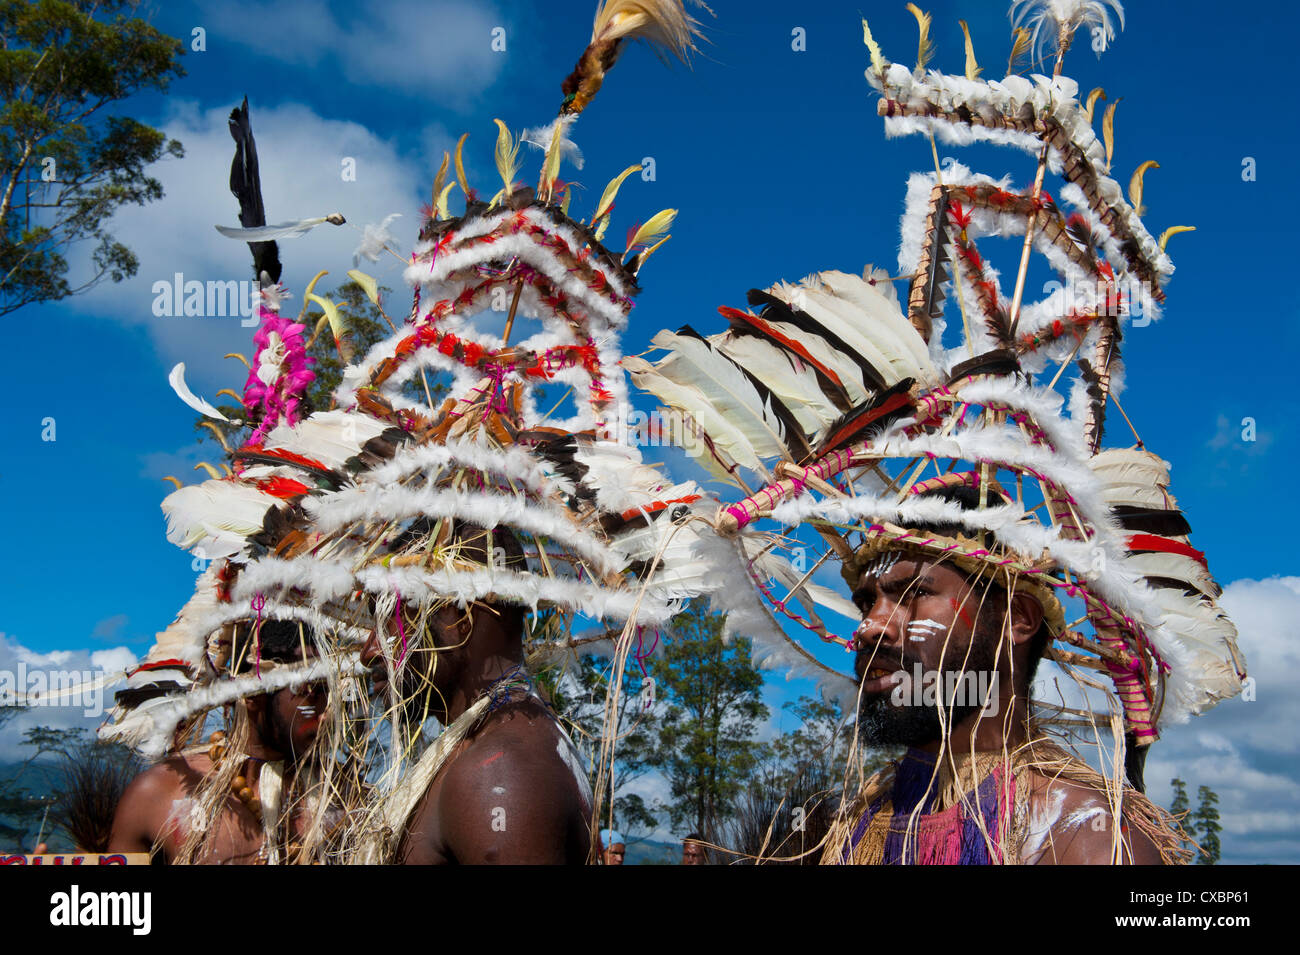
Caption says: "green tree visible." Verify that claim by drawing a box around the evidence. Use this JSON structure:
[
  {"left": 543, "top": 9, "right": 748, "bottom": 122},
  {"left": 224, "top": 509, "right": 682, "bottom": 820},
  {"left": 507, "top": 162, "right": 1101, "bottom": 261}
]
[
  {"left": 1, "top": 0, "right": 186, "bottom": 315},
  {"left": 1194, "top": 784, "right": 1222, "bottom": 865},
  {"left": 1169, "top": 777, "right": 1191, "bottom": 852},
  {"left": 543, "top": 645, "right": 660, "bottom": 844},
  {"left": 646, "top": 600, "right": 769, "bottom": 844}
]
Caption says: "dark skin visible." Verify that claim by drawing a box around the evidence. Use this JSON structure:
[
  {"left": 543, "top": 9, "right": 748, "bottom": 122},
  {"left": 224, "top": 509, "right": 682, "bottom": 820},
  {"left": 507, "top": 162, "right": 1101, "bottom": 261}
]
[
  {"left": 852, "top": 556, "right": 1164, "bottom": 865},
  {"left": 107, "top": 651, "right": 327, "bottom": 864},
  {"left": 360, "top": 600, "right": 592, "bottom": 865},
  {"left": 681, "top": 839, "right": 707, "bottom": 865}
]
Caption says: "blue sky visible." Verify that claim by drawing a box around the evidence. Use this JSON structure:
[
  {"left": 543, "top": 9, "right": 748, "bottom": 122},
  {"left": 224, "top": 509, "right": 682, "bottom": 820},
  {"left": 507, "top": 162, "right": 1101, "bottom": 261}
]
[{"left": 2, "top": 0, "right": 1297, "bottom": 861}]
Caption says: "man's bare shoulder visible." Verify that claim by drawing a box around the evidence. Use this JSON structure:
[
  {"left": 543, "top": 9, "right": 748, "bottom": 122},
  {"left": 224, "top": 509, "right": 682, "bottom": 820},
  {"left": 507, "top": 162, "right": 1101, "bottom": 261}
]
[
  {"left": 120, "top": 754, "right": 207, "bottom": 806},
  {"left": 435, "top": 698, "right": 590, "bottom": 863},
  {"left": 1023, "top": 770, "right": 1165, "bottom": 865}
]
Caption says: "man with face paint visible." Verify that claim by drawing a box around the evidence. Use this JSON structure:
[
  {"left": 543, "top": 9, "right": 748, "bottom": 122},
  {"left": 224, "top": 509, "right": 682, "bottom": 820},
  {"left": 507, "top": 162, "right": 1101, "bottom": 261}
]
[
  {"left": 825, "top": 487, "right": 1186, "bottom": 865},
  {"left": 108, "top": 620, "right": 334, "bottom": 864}
]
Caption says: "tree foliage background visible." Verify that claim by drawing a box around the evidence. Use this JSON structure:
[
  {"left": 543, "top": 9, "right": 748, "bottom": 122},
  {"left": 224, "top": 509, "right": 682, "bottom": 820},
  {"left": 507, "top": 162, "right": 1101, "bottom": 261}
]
[{"left": 1, "top": 0, "right": 185, "bottom": 316}]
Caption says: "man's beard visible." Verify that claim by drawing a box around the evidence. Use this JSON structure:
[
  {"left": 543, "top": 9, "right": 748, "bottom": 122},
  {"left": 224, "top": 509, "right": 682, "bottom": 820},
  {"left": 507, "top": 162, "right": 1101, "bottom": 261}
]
[{"left": 857, "top": 630, "right": 1001, "bottom": 748}]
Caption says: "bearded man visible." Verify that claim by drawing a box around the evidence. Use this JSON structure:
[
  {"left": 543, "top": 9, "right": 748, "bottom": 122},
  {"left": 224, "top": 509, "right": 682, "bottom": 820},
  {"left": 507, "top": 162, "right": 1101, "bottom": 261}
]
[{"left": 824, "top": 488, "right": 1188, "bottom": 866}]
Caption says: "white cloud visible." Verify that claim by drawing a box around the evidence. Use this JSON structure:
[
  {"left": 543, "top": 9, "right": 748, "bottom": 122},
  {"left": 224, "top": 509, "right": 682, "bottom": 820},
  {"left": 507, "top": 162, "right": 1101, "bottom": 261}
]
[
  {"left": 64, "top": 98, "right": 429, "bottom": 392},
  {"left": 193, "top": 0, "right": 507, "bottom": 98},
  {"left": 0, "top": 632, "right": 136, "bottom": 762}
]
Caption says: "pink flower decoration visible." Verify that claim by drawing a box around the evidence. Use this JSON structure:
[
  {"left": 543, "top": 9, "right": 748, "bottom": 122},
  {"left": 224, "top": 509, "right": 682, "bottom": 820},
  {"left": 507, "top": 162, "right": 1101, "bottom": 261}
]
[{"left": 243, "top": 306, "right": 315, "bottom": 441}]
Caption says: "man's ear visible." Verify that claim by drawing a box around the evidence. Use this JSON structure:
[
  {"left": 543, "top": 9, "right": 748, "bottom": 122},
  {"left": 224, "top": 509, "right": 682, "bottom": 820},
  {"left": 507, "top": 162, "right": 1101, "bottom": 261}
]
[
  {"left": 244, "top": 693, "right": 267, "bottom": 718},
  {"left": 1008, "top": 592, "right": 1043, "bottom": 645}
]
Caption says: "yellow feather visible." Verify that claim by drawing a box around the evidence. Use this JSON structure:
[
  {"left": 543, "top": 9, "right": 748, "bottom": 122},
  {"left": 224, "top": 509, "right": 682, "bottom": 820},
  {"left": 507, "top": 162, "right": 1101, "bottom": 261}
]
[
  {"left": 591, "top": 0, "right": 705, "bottom": 62},
  {"left": 199, "top": 422, "right": 233, "bottom": 454},
  {"left": 861, "top": 17, "right": 887, "bottom": 76},
  {"left": 1129, "top": 160, "right": 1159, "bottom": 216},
  {"left": 436, "top": 181, "right": 458, "bottom": 220},
  {"left": 454, "top": 133, "right": 471, "bottom": 199},
  {"left": 560, "top": 183, "right": 574, "bottom": 217},
  {"left": 296, "top": 268, "right": 329, "bottom": 323},
  {"left": 539, "top": 120, "right": 566, "bottom": 201},
  {"left": 594, "top": 163, "right": 643, "bottom": 223},
  {"left": 959, "top": 20, "right": 981, "bottom": 80},
  {"left": 492, "top": 119, "right": 520, "bottom": 197},
  {"left": 487, "top": 187, "right": 506, "bottom": 209},
  {"left": 194, "top": 462, "right": 223, "bottom": 480},
  {"left": 627, "top": 208, "right": 676, "bottom": 254},
  {"left": 1084, "top": 87, "right": 1106, "bottom": 125},
  {"left": 906, "top": 4, "right": 934, "bottom": 73},
  {"left": 431, "top": 151, "right": 450, "bottom": 218},
  {"left": 162, "top": 476, "right": 183, "bottom": 490},
  {"left": 303, "top": 314, "right": 330, "bottom": 351},
  {"left": 633, "top": 234, "right": 671, "bottom": 271},
  {"left": 307, "top": 294, "right": 347, "bottom": 342},
  {"left": 224, "top": 352, "right": 251, "bottom": 370},
  {"left": 347, "top": 269, "right": 380, "bottom": 307},
  {"left": 1007, "top": 27, "right": 1031, "bottom": 75},
  {"left": 215, "top": 389, "right": 242, "bottom": 402},
  {"left": 1158, "top": 225, "right": 1195, "bottom": 252},
  {"left": 1102, "top": 99, "right": 1122, "bottom": 170}
]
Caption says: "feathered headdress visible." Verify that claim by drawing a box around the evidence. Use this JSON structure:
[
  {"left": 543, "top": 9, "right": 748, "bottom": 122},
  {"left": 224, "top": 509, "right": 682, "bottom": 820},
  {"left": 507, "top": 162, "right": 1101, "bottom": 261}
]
[
  {"left": 103, "top": 3, "right": 718, "bottom": 796},
  {"left": 632, "top": 3, "right": 1242, "bottom": 788}
]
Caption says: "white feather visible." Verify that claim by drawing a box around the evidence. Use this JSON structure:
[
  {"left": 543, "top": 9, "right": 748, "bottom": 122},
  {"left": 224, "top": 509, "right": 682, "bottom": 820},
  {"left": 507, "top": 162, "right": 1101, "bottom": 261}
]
[
  {"left": 650, "top": 330, "right": 791, "bottom": 463},
  {"left": 168, "top": 362, "right": 230, "bottom": 422}
]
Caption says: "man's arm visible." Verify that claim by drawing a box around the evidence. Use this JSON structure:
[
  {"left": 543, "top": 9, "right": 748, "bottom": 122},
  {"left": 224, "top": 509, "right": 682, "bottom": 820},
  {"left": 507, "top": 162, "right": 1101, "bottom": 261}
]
[
  {"left": 106, "top": 763, "right": 183, "bottom": 858},
  {"left": 438, "top": 720, "right": 589, "bottom": 864},
  {"left": 1032, "top": 781, "right": 1166, "bottom": 865}
]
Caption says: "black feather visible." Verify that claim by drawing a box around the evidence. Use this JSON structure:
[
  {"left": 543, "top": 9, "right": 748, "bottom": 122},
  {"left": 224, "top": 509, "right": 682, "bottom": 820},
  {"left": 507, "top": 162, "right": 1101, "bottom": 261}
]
[
  {"left": 227, "top": 97, "right": 281, "bottom": 284},
  {"left": 810, "top": 378, "right": 915, "bottom": 461},
  {"left": 746, "top": 289, "right": 889, "bottom": 395}
]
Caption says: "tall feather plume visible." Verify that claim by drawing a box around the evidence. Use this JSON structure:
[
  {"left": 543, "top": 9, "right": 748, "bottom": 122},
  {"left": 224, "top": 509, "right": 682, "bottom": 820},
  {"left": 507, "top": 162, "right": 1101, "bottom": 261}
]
[
  {"left": 435, "top": 181, "right": 458, "bottom": 220},
  {"left": 454, "top": 133, "right": 471, "bottom": 202},
  {"left": 677, "top": 326, "right": 814, "bottom": 462},
  {"left": 1128, "top": 159, "right": 1158, "bottom": 217},
  {"left": 1009, "top": 0, "right": 1126, "bottom": 63},
  {"left": 1084, "top": 87, "right": 1106, "bottom": 124},
  {"left": 492, "top": 120, "right": 521, "bottom": 198},
  {"left": 538, "top": 116, "right": 572, "bottom": 202},
  {"left": 593, "top": 163, "right": 643, "bottom": 230},
  {"left": 959, "top": 20, "right": 982, "bottom": 80},
  {"left": 906, "top": 4, "right": 935, "bottom": 74},
  {"left": 169, "top": 363, "right": 231, "bottom": 422},
  {"left": 862, "top": 17, "right": 888, "bottom": 77},
  {"left": 430, "top": 152, "right": 450, "bottom": 221},
  {"left": 1158, "top": 225, "right": 1195, "bottom": 252},
  {"left": 1007, "top": 27, "right": 1032, "bottom": 75},
  {"left": 560, "top": 0, "right": 709, "bottom": 117},
  {"left": 1102, "top": 98, "right": 1121, "bottom": 170},
  {"left": 626, "top": 208, "right": 676, "bottom": 255}
]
